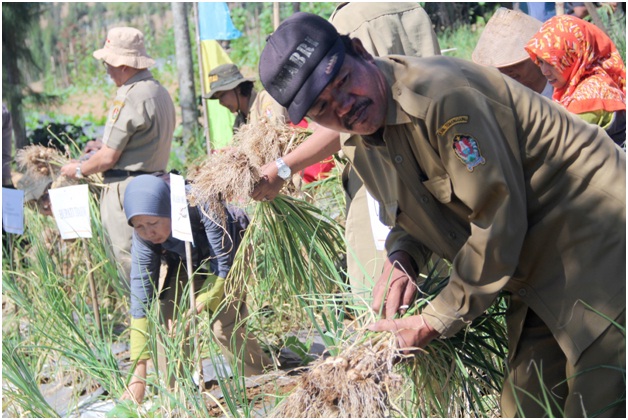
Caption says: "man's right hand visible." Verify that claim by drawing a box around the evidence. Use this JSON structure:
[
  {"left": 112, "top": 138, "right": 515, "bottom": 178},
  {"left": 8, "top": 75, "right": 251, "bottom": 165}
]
[
  {"left": 371, "top": 251, "right": 419, "bottom": 319},
  {"left": 251, "top": 161, "right": 284, "bottom": 202}
]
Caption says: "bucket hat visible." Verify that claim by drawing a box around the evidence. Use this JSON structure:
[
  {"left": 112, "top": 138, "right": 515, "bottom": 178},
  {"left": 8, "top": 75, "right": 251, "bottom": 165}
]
[
  {"left": 203, "top": 64, "right": 256, "bottom": 100},
  {"left": 472, "top": 8, "right": 543, "bottom": 68},
  {"left": 93, "top": 27, "right": 155, "bottom": 69}
]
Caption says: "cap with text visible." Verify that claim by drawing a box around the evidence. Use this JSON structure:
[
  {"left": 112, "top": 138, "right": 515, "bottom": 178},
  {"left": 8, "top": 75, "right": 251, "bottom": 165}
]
[{"left": 259, "top": 12, "right": 345, "bottom": 124}]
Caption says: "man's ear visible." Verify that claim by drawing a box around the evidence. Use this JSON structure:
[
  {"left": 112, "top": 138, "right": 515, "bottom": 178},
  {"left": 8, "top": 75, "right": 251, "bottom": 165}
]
[{"left": 351, "top": 38, "right": 374, "bottom": 62}]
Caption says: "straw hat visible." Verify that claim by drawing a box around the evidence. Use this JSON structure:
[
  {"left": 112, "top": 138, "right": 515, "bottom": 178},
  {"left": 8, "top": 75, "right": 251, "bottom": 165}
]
[
  {"left": 93, "top": 27, "right": 155, "bottom": 69},
  {"left": 203, "top": 64, "right": 255, "bottom": 99},
  {"left": 16, "top": 173, "right": 52, "bottom": 202},
  {"left": 472, "top": 8, "right": 543, "bottom": 68}
]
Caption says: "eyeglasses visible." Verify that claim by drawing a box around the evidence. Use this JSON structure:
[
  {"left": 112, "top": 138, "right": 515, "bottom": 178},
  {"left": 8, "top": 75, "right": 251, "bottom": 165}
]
[{"left": 101, "top": 61, "right": 110, "bottom": 70}]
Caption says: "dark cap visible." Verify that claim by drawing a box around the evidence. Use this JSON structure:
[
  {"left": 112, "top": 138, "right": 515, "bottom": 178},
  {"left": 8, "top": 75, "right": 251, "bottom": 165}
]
[
  {"left": 203, "top": 63, "right": 255, "bottom": 100},
  {"left": 259, "top": 12, "right": 345, "bottom": 124}
]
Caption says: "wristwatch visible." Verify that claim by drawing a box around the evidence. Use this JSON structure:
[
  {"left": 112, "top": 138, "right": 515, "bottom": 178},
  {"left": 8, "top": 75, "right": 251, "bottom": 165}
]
[
  {"left": 275, "top": 158, "right": 291, "bottom": 181},
  {"left": 75, "top": 163, "right": 83, "bottom": 179}
]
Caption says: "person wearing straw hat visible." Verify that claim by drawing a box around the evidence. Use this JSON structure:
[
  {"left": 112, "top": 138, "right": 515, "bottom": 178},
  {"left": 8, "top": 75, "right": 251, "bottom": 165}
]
[
  {"left": 258, "top": 12, "right": 625, "bottom": 417},
  {"left": 119, "top": 174, "right": 271, "bottom": 404},
  {"left": 472, "top": 7, "right": 553, "bottom": 99},
  {"left": 204, "top": 63, "right": 289, "bottom": 131},
  {"left": 60, "top": 27, "right": 175, "bottom": 292}
]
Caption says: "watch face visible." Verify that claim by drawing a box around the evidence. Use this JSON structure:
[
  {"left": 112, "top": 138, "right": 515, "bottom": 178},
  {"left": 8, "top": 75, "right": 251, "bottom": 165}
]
[{"left": 278, "top": 165, "right": 291, "bottom": 179}]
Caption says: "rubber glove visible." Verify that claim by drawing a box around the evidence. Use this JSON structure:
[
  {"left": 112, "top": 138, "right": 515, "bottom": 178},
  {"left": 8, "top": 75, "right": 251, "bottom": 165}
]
[{"left": 195, "top": 275, "right": 226, "bottom": 313}]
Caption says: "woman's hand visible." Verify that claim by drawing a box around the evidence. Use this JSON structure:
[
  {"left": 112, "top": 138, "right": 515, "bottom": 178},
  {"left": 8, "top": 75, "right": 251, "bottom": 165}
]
[{"left": 120, "top": 359, "right": 147, "bottom": 404}]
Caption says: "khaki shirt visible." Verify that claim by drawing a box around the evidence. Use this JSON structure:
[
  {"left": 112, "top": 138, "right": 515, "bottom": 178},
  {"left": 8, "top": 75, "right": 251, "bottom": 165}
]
[
  {"left": 102, "top": 69, "right": 175, "bottom": 172},
  {"left": 343, "top": 55, "right": 625, "bottom": 363},
  {"left": 249, "top": 89, "right": 290, "bottom": 126},
  {"left": 330, "top": 2, "right": 440, "bottom": 58}
]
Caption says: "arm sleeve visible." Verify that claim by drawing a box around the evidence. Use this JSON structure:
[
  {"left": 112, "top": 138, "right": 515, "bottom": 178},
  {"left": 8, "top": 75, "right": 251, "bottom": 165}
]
[
  {"left": 129, "top": 232, "right": 162, "bottom": 319},
  {"left": 102, "top": 94, "right": 146, "bottom": 151},
  {"left": 199, "top": 205, "right": 234, "bottom": 279},
  {"left": 421, "top": 86, "right": 528, "bottom": 337}
]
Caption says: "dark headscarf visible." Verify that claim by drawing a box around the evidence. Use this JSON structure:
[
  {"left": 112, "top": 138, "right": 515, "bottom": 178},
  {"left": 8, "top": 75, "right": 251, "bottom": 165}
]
[{"left": 123, "top": 175, "right": 171, "bottom": 226}]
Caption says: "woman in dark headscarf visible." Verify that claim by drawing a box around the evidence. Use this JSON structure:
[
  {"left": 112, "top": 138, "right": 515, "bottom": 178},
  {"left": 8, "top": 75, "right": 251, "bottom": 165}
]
[{"left": 120, "top": 175, "right": 271, "bottom": 404}]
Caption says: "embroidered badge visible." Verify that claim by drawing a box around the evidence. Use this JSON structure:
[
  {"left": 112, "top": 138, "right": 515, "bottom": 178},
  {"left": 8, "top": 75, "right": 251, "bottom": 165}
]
[
  {"left": 110, "top": 100, "right": 124, "bottom": 123},
  {"left": 453, "top": 134, "right": 485, "bottom": 172},
  {"left": 437, "top": 116, "right": 469, "bottom": 136}
]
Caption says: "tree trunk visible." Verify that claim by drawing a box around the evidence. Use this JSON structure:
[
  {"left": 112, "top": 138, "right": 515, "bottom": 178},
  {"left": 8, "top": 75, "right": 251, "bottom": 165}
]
[
  {"left": 4, "top": 53, "right": 27, "bottom": 150},
  {"left": 273, "top": 2, "right": 280, "bottom": 30},
  {"left": 172, "top": 1, "right": 199, "bottom": 159}
]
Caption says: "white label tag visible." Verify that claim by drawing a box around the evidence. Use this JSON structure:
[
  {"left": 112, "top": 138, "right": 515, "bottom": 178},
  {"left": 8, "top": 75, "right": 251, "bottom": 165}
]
[
  {"left": 170, "top": 173, "right": 194, "bottom": 244},
  {"left": 49, "top": 184, "right": 92, "bottom": 239}
]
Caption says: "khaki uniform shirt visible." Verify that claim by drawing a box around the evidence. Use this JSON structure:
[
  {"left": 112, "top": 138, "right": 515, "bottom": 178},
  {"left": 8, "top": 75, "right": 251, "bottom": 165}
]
[
  {"left": 102, "top": 69, "right": 175, "bottom": 172},
  {"left": 342, "top": 55, "right": 626, "bottom": 363},
  {"left": 330, "top": 2, "right": 440, "bottom": 58},
  {"left": 249, "top": 89, "right": 290, "bottom": 126}
]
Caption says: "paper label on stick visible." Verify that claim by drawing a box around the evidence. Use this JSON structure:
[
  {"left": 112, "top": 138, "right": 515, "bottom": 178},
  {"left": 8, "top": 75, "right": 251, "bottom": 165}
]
[
  {"left": 49, "top": 184, "right": 92, "bottom": 239},
  {"left": 170, "top": 173, "right": 194, "bottom": 244}
]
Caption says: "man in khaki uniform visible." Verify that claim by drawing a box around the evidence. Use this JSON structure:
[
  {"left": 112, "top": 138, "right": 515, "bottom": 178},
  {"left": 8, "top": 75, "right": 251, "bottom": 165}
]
[
  {"left": 61, "top": 27, "right": 175, "bottom": 290},
  {"left": 259, "top": 13, "right": 625, "bottom": 417},
  {"left": 251, "top": 2, "right": 441, "bottom": 300}
]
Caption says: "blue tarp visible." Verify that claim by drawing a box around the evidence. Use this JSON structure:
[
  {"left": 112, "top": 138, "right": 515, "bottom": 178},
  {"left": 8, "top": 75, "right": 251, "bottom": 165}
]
[{"left": 198, "top": 2, "right": 242, "bottom": 40}]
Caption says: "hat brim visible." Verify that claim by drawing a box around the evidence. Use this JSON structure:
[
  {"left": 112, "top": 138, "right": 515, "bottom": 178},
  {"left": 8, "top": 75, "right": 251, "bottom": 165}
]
[
  {"left": 93, "top": 49, "right": 156, "bottom": 69},
  {"left": 287, "top": 37, "right": 345, "bottom": 124},
  {"left": 203, "top": 76, "right": 256, "bottom": 99}
]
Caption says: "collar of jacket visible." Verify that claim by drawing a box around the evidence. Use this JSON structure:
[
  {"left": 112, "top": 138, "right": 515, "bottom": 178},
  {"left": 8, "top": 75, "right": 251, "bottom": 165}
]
[{"left": 123, "top": 68, "right": 154, "bottom": 87}]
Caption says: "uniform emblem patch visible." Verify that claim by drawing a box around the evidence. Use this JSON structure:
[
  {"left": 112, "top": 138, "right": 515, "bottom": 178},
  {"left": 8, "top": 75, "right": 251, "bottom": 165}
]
[
  {"left": 110, "top": 100, "right": 124, "bottom": 123},
  {"left": 453, "top": 134, "right": 485, "bottom": 172}
]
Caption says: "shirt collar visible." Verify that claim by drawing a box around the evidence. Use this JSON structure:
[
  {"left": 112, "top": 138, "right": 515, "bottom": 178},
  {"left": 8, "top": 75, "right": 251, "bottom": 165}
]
[{"left": 374, "top": 57, "right": 412, "bottom": 126}]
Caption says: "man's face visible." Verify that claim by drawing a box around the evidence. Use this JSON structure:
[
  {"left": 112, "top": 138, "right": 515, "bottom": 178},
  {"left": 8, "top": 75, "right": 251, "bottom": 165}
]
[
  {"left": 498, "top": 59, "right": 547, "bottom": 94},
  {"left": 214, "top": 89, "right": 240, "bottom": 113},
  {"left": 306, "top": 45, "right": 387, "bottom": 135}
]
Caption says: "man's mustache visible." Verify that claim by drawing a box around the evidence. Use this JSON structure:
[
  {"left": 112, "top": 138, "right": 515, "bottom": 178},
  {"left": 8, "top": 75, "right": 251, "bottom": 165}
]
[{"left": 343, "top": 98, "right": 372, "bottom": 130}]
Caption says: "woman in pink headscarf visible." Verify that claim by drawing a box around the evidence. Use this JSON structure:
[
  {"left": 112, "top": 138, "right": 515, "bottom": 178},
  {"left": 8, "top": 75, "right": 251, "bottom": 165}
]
[{"left": 526, "top": 15, "right": 626, "bottom": 145}]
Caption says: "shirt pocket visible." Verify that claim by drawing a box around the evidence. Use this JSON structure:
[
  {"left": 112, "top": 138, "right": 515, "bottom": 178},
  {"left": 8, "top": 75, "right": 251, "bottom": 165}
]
[{"left": 422, "top": 174, "right": 452, "bottom": 204}]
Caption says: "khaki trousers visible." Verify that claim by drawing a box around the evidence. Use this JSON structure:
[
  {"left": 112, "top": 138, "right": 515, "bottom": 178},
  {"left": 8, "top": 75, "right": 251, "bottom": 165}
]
[
  {"left": 155, "top": 267, "right": 271, "bottom": 388},
  {"left": 100, "top": 177, "right": 134, "bottom": 291},
  {"left": 501, "top": 308, "right": 626, "bottom": 417}
]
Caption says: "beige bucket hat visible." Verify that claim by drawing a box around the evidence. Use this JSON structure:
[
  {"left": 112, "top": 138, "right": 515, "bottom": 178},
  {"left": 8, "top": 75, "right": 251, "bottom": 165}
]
[
  {"left": 203, "top": 63, "right": 256, "bottom": 99},
  {"left": 472, "top": 8, "right": 543, "bottom": 68},
  {"left": 93, "top": 27, "right": 155, "bottom": 69}
]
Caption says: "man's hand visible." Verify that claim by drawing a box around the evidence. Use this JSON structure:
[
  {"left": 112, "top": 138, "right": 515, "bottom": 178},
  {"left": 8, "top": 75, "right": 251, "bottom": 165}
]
[
  {"left": 60, "top": 161, "right": 80, "bottom": 179},
  {"left": 251, "top": 161, "right": 284, "bottom": 202},
  {"left": 368, "top": 315, "right": 439, "bottom": 354},
  {"left": 371, "top": 251, "right": 418, "bottom": 319}
]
